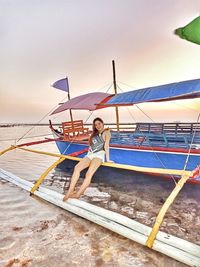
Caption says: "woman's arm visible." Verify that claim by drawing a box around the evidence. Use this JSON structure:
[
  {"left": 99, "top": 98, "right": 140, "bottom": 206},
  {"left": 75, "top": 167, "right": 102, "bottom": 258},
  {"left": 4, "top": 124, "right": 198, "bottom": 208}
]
[{"left": 104, "top": 129, "right": 111, "bottom": 162}]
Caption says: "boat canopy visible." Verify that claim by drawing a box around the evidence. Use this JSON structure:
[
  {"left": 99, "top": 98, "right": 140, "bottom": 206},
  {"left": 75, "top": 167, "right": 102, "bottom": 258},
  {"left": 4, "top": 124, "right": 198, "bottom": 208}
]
[
  {"left": 51, "top": 92, "right": 112, "bottom": 115},
  {"left": 51, "top": 79, "right": 200, "bottom": 115},
  {"left": 103, "top": 79, "right": 200, "bottom": 106}
]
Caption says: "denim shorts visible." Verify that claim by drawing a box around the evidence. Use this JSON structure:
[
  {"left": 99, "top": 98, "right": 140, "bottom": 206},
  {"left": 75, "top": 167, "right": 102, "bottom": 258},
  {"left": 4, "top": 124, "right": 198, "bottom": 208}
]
[{"left": 85, "top": 150, "right": 105, "bottom": 162}]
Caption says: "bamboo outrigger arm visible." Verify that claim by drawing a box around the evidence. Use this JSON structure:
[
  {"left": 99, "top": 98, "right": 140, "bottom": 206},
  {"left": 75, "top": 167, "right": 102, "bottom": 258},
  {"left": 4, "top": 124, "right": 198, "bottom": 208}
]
[
  {"left": 0, "top": 145, "right": 17, "bottom": 156},
  {"left": 30, "top": 147, "right": 88, "bottom": 195},
  {"left": 145, "top": 172, "right": 191, "bottom": 248},
  {"left": 30, "top": 157, "right": 66, "bottom": 195},
  {"left": 0, "top": 138, "right": 59, "bottom": 156},
  {"left": 13, "top": 146, "right": 194, "bottom": 177},
  {"left": 0, "top": 143, "right": 86, "bottom": 195}
]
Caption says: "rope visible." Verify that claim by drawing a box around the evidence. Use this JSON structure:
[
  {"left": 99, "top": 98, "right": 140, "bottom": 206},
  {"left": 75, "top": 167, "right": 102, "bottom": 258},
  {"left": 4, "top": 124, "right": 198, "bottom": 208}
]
[
  {"left": 57, "top": 83, "right": 114, "bottom": 155},
  {"left": 128, "top": 106, "right": 178, "bottom": 185},
  {"left": 135, "top": 104, "right": 154, "bottom": 123},
  {"left": 16, "top": 95, "right": 68, "bottom": 143},
  {"left": 0, "top": 133, "right": 53, "bottom": 142},
  {"left": 116, "top": 82, "right": 199, "bottom": 185},
  {"left": 116, "top": 84, "right": 179, "bottom": 184},
  {"left": 182, "top": 112, "right": 200, "bottom": 173},
  {"left": 51, "top": 82, "right": 113, "bottom": 122},
  {"left": 104, "top": 82, "right": 114, "bottom": 93},
  {"left": 172, "top": 100, "right": 200, "bottom": 112},
  {"left": 145, "top": 113, "right": 200, "bottom": 248},
  {"left": 16, "top": 82, "right": 114, "bottom": 144},
  {"left": 117, "top": 81, "right": 137, "bottom": 90}
]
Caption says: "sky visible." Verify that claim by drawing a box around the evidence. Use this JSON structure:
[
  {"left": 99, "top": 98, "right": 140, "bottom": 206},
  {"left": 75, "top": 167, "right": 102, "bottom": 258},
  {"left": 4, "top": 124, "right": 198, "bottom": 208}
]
[{"left": 0, "top": 0, "right": 200, "bottom": 124}]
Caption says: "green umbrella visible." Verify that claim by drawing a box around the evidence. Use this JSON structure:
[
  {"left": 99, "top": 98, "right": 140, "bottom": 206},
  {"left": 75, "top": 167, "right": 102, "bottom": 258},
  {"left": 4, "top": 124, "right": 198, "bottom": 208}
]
[{"left": 175, "top": 16, "right": 200, "bottom": 45}]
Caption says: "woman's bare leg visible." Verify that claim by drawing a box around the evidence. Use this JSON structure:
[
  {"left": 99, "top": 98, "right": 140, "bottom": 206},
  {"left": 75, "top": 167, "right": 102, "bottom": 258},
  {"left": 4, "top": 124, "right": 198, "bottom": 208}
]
[
  {"left": 63, "top": 157, "right": 90, "bottom": 201},
  {"left": 73, "top": 158, "right": 102, "bottom": 198}
]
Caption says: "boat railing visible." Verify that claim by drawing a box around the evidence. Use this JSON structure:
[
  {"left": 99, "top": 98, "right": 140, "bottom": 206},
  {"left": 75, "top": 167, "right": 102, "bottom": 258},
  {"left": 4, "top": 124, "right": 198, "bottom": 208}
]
[
  {"left": 110, "top": 122, "right": 200, "bottom": 149},
  {"left": 135, "top": 122, "right": 200, "bottom": 135},
  {"left": 58, "top": 122, "right": 200, "bottom": 134},
  {"left": 57, "top": 121, "right": 200, "bottom": 148},
  {"left": 111, "top": 132, "right": 200, "bottom": 149}
]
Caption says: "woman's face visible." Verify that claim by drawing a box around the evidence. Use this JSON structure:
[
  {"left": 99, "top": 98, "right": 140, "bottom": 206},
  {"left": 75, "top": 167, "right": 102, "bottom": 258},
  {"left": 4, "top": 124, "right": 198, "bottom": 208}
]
[{"left": 94, "top": 120, "right": 104, "bottom": 132}]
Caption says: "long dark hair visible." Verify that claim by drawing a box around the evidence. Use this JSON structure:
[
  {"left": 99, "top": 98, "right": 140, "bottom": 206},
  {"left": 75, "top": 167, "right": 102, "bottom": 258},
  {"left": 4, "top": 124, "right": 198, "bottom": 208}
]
[{"left": 89, "top": 117, "right": 104, "bottom": 145}]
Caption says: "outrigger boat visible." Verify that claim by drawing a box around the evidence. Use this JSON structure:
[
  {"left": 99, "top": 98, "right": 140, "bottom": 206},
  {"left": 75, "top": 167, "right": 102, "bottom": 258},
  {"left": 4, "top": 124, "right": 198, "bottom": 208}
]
[
  {"left": 49, "top": 61, "right": 200, "bottom": 185},
  {"left": 1, "top": 61, "right": 200, "bottom": 266}
]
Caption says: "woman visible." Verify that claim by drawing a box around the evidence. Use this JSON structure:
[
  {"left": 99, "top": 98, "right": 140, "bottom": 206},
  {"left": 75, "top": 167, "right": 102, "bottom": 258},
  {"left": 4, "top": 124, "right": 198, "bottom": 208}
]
[{"left": 63, "top": 117, "right": 112, "bottom": 201}]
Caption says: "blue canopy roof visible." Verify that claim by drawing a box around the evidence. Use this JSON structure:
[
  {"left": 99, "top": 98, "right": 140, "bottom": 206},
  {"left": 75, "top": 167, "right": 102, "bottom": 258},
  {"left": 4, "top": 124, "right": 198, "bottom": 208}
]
[{"left": 105, "top": 79, "right": 200, "bottom": 106}]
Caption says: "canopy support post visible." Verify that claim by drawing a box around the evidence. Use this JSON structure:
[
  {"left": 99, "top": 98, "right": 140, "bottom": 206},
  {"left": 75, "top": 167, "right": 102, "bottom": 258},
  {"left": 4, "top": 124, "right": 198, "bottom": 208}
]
[
  {"left": 112, "top": 60, "right": 120, "bottom": 131},
  {"left": 67, "top": 76, "right": 74, "bottom": 124}
]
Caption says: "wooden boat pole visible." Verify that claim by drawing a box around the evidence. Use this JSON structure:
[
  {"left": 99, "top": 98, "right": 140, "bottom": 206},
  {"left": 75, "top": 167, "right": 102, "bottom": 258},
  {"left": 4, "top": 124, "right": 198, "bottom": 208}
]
[
  {"left": 146, "top": 172, "right": 191, "bottom": 248},
  {"left": 66, "top": 76, "right": 74, "bottom": 123},
  {"left": 112, "top": 60, "right": 120, "bottom": 131}
]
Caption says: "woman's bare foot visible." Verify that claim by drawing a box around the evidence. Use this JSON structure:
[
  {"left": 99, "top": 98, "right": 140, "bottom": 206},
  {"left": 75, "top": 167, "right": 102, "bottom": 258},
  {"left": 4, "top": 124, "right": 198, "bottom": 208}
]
[
  {"left": 69, "top": 192, "right": 81, "bottom": 199},
  {"left": 70, "top": 192, "right": 79, "bottom": 198},
  {"left": 63, "top": 191, "right": 76, "bottom": 201}
]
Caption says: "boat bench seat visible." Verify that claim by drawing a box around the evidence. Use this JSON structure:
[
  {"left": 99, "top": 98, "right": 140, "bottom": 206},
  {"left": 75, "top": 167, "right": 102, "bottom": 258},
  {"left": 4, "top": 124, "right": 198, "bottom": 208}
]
[{"left": 62, "top": 120, "right": 90, "bottom": 141}]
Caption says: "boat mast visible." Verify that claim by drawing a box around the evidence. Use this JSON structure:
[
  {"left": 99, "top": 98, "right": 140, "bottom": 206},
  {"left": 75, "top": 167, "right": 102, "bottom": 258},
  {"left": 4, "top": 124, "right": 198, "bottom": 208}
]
[
  {"left": 112, "top": 60, "right": 120, "bottom": 131},
  {"left": 66, "top": 76, "right": 73, "bottom": 123}
]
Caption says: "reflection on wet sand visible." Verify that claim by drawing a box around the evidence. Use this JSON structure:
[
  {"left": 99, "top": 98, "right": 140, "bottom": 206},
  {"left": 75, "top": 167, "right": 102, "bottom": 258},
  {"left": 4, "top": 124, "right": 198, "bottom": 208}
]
[
  {"left": 50, "top": 160, "right": 200, "bottom": 245},
  {"left": 1, "top": 179, "right": 191, "bottom": 267},
  {"left": 0, "top": 126, "right": 199, "bottom": 267}
]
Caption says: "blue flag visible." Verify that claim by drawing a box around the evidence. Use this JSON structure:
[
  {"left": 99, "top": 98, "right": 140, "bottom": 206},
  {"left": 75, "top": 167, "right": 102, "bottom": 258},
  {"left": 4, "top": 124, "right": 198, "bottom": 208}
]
[{"left": 52, "top": 78, "right": 69, "bottom": 92}]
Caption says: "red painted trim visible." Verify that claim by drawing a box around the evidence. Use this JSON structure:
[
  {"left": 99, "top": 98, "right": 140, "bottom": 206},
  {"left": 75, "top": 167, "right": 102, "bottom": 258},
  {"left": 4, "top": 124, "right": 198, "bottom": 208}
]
[
  {"left": 50, "top": 123, "right": 200, "bottom": 154},
  {"left": 56, "top": 138, "right": 200, "bottom": 155},
  {"left": 68, "top": 148, "right": 88, "bottom": 157},
  {"left": 110, "top": 144, "right": 200, "bottom": 154},
  {"left": 95, "top": 95, "right": 114, "bottom": 110},
  {"left": 191, "top": 165, "right": 200, "bottom": 179},
  {"left": 146, "top": 171, "right": 200, "bottom": 185},
  {"left": 18, "top": 138, "right": 60, "bottom": 148}
]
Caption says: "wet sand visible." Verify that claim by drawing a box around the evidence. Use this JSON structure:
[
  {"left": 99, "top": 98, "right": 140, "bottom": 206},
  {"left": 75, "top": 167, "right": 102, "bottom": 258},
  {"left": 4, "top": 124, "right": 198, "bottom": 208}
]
[
  {"left": 1, "top": 171, "right": 199, "bottom": 267},
  {"left": 0, "top": 126, "right": 199, "bottom": 266}
]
